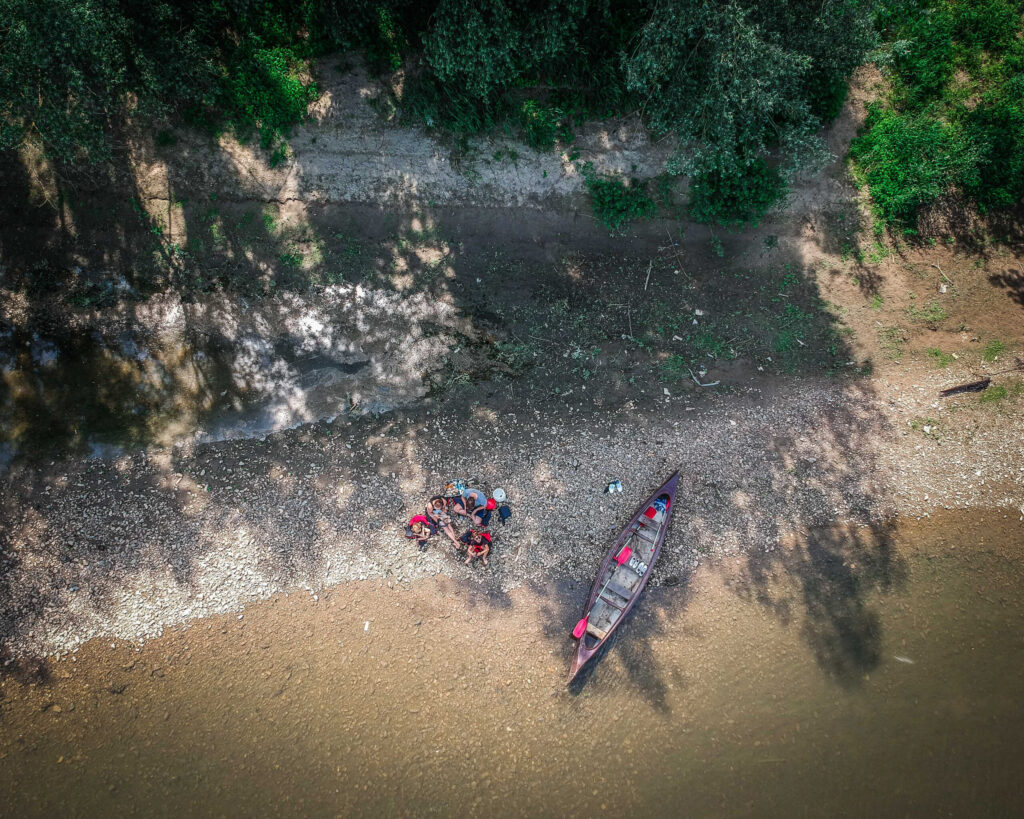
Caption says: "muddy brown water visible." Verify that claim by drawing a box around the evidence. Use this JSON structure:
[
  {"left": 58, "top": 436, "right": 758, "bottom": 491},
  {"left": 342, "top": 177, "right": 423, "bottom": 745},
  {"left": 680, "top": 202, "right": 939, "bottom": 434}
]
[{"left": 2, "top": 511, "right": 1023, "bottom": 817}]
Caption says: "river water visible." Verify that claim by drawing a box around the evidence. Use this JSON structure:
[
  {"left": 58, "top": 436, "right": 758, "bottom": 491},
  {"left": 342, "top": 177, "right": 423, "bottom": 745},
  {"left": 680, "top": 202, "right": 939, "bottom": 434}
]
[{"left": 2, "top": 511, "right": 1022, "bottom": 817}]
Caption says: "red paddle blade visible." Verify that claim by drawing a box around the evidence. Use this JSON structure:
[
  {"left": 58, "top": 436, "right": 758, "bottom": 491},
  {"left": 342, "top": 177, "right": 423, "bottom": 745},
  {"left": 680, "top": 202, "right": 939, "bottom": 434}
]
[
  {"left": 572, "top": 617, "right": 588, "bottom": 639},
  {"left": 615, "top": 545, "right": 633, "bottom": 565}
]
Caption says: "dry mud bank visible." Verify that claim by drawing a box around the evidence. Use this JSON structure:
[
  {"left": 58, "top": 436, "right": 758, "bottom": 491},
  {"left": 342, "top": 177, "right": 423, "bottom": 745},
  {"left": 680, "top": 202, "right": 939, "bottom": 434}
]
[{"left": 2, "top": 61, "right": 1023, "bottom": 664}]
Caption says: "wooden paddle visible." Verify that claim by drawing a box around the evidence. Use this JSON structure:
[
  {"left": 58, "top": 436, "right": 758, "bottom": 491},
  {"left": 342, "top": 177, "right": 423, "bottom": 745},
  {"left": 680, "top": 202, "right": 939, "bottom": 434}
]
[{"left": 572, "top": 545, "right": 634, "bottom": 639}]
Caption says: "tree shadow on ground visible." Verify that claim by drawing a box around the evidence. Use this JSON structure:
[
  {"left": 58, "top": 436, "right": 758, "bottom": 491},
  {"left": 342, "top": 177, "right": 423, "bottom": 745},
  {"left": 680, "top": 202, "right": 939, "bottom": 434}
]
[
  {"left": 916, "top": 198, "right": 1024, "bottom": 251},
  {"left": 1, "top": 85, "right": 897, "bottom": 700},
  {"left": 729, "top": 520, "right": 907, "bottom": 686},
  {"left": 989, "top": 266, "right": 1024, "bottom": 309},
  {"left": 555, "top": 578, "right": 694, "bottom": 714}
]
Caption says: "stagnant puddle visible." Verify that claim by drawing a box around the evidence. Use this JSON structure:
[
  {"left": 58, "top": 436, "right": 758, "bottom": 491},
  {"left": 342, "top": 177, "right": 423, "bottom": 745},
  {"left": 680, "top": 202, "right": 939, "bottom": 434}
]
[{"left": 2, "top": 511, "right": 1023, "bottom": 816}]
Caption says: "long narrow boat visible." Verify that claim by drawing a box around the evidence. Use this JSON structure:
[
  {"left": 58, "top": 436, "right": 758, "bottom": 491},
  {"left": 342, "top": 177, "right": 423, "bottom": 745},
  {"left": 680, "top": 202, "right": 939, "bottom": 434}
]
[{"left": 569, "top": 471, "right": 680, "bottom": 682}]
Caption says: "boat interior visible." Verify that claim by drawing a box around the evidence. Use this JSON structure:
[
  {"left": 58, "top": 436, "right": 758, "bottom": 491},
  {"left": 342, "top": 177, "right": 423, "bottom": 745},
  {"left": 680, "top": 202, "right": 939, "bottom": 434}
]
[{"left": 583, "top": 494, "right": 670, "bottom": 645}]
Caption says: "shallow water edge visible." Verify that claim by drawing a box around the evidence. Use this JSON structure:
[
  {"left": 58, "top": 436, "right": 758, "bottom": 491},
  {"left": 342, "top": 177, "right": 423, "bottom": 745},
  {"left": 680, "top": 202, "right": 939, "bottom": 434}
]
[{"left": 1, "top": 510, "right": 1023, "bottom": 817}]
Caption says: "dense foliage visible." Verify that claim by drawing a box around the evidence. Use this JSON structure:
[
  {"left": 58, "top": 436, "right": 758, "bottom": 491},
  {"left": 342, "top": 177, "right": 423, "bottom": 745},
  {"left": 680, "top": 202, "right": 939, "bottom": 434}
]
[
  {"left": 1, "top": 0, "right": 888, "bottom": 221},
  {"left": 851, "top": 0, "right": 1024, "bottom": 229},
  {"left": 0, "top": 0, "right": 366, "bottom": 161},
  {"left": 687, "top": 160, "right": 787, "bottom": 228}
]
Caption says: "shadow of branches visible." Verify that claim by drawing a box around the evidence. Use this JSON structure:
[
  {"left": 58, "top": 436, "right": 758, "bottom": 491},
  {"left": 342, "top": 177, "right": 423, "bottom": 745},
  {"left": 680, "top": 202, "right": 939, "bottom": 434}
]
[
  {"left": 0, "top": 69, "right": 905, "bottom": 710},
  {"left": 729, "top": 520, "right": 907, "bottom": 686}
]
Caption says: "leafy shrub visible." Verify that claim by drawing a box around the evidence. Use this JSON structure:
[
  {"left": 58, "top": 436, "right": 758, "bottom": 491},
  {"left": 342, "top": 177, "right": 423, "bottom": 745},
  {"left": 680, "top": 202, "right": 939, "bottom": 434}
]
[
  {"left": 0, "top": 0, "right": 132, "bottom": 162},
  {"left": 805, "top": 72, "right": 851, "bottom": 122},
  {"left": 365, "top": 6, "right": 407, "bottom": 73},
  {"left": 891, "top": 5, "right": 956, "bottom": 101},
  {"left": 856, "top": 0, "right": 1024, "bottom": 229},
  {"left": 580, "top": 163, "right": 656, "bottom": 231},
  {"left": 223, "top": 46, "right": 318, "bottom": 147},
  {"left": 687, "top": 160, "right": 786, "bottom": 228},
  {"left": 627, "top": 2, "right": 814, "bottom": 181},
  {"left": 423, "top": 0, "right": 521, "bottom": 106},
  {"left": 961, "top": 82, "right": 1024, "bottom": 209},
  {"left": 849, "top": 106, "right": 979, "bottom": 227},
  {"left": 517, "top": 100, "right": 570, "bottom": 150},
  {"left": 953, "top": 0, "right": 1020, "bottom": 52}
]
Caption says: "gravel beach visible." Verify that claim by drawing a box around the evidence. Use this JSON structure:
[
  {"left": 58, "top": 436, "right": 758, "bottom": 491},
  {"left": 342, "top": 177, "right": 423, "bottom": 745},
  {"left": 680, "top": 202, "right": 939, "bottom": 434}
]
[{"left": 3, "top": 367, "right": 1021, "bottom": 661}]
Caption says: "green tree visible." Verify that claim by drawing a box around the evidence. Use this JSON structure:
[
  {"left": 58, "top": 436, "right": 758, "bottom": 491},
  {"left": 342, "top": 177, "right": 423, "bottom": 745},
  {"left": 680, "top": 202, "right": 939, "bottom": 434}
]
[{"left": 0, "top": 0, "right": 131, "bottom": 162}]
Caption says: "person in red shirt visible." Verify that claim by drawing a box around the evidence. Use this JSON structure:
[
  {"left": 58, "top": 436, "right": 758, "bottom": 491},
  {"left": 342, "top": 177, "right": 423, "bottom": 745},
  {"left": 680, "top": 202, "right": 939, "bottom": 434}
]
[
  {"left": 460, "top": 530, "right": 491, "bottom": 567},
  {"left": 404, "top": 514, "right": 435, "bottom": 550}
]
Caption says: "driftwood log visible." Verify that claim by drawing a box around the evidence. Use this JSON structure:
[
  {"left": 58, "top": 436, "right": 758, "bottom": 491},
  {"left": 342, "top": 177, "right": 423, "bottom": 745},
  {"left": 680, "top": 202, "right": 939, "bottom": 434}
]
[{"left": 939, "top": 378, "right": 991, "bottom": 397}]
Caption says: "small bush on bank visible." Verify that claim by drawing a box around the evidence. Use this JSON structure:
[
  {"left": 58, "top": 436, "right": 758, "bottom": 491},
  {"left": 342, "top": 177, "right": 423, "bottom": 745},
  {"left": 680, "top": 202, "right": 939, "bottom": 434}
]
[
  {"left": 687, "top": 160, "right": 786, "bottom": 228},
  {"left": 517, "top": 100, "right": 571, "bottom": 150},
  {"left": 848, "top": 105, "right": 979, "bottom": 228},
  {"left": 852, "top": 0, "right": 1024, "bottom": 231},
  {"left": 580, "top": 163, "right": 656, "bottom": 232},
  {"left": 221, "top": 47, "right": 319, "bottom": 148}
]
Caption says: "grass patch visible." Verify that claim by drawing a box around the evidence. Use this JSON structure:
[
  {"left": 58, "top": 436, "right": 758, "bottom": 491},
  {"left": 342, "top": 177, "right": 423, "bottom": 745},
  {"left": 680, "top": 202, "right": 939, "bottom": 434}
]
[
  {"left": 865, "top": 241, "right": 891, "bottom": 264},
  {"left": 925, "top": 347, "right": 953, "bottom": 368},
  {"left": 906, "top": 300, "right": 948, "bottom": 326},
  {"left": 979, "top": 383, "right": 1008, "bottom": 403},
  {"left": 982, "top": 339, "right": 1006, "bottom": 361},
  {"left": 660, "top": 354, "right": 691, "bottom": 382},
  {"left": 979, "top": 380, "right": 1024, "bottom": 403},
  {"left": 772, "top": 303, "right": 815, "bottom": 354},
  {"left": 879, "top": 325, "right": 908, "bottom": 360},
  {"left": 692, "top": 329, "right": 733, "bottom": 359},
  {"left": 493, "top": 340, "right": 538, "bottom": 371},
  {"left": 870, "top": 293, "right": 884, "bottom": 310}
]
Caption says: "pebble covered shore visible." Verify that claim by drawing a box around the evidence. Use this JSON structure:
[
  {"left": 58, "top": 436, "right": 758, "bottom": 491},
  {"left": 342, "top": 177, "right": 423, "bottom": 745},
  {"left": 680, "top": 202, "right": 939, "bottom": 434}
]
[{"left": 3, "top": 366, "right": 1021, "bottom": 662}]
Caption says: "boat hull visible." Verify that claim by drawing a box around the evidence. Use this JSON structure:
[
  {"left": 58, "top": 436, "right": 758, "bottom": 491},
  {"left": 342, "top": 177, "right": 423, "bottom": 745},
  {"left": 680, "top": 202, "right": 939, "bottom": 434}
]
[{"left": 569, "top": 471, "right": 680, "bottom": 682}]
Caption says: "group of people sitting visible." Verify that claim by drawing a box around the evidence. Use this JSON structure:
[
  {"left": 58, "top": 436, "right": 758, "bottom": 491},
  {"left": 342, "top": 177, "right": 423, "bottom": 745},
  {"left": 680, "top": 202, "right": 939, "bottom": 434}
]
[{"left": 405, "top": 484, "right": 505, "bottom": 567}]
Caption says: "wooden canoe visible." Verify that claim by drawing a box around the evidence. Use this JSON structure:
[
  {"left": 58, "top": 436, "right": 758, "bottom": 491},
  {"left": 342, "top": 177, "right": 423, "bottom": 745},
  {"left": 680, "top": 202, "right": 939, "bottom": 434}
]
[{"left": 568, "top": 471, "right": 680, "bottom": 682}]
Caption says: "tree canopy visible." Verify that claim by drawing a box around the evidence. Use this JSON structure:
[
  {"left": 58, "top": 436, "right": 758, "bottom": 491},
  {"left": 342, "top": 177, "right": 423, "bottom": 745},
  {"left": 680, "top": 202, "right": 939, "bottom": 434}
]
[{"left": 0, "top": 1, "right": 891, "bottom": 220}]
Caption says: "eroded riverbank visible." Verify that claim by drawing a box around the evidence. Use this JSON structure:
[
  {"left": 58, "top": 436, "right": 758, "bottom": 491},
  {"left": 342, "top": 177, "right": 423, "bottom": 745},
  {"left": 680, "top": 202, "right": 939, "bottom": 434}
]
[{"left": 2, "top": 510, "right": 1022, "bottom": 817}]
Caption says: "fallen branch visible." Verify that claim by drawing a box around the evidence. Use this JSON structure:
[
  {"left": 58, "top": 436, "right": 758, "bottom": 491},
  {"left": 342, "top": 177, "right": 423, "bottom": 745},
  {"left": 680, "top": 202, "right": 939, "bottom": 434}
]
[
  {"left": 939, "top": 377, "right": 990, "bottom": 397},
  {"left": 940, "top": 358, "right": 1024, "bottom": 396},
  {"left": 931, "top": 263, "right": 954, "bottom": 287},
  {"left": 987, "top": 357, "right": 1024, "bottom": 377},
  {"left": 688, "top": 368, "right": 720, "bottom": 388}
]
